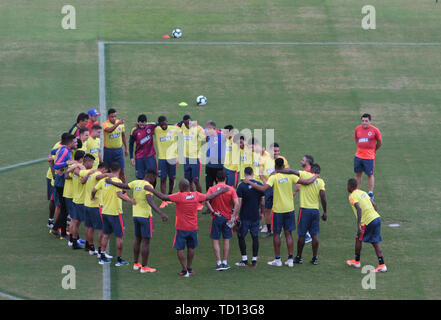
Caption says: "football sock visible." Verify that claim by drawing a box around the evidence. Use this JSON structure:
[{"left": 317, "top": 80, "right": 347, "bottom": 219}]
[
  {"left": 275, "top": 255, "right": 280, "bottom": 260},
  {"left": 267, "top": 224, "right": 271, "bottom": 232},
  {"left": 378, "top": 256, "right": 384, "bottom": 265},
  {"left": 288, "top": 254, "right": 293, "bottom": 260},
  {"left": 222, "top": 260, "right": 227, "bottom": 265},
  {"left": 355, "top": 254, "right": 361, "bottom": 262}
]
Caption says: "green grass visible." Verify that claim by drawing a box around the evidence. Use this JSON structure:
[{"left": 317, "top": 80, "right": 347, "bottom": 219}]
[{"left": 0, "top": 0, "right": 440, "bottom": 300}]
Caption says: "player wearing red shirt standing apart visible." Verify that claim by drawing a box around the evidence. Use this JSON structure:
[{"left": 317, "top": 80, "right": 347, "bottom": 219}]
[
  {"left": 205, "top": 171, "right": 240, "bottom": 271},
  {"left": 86, "top": 108, "right": 100, "bottom": 134},
  {"left": 354, "top": 113, "right": 382, "bottom": 200},
  {"left": 129, "top": 114, "right": 157, "bottom": 181},
  {"left": 145, "top": 179, "right": 228, "bottom": 277}
]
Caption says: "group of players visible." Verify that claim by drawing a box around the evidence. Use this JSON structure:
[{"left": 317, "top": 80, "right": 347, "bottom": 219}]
[{"left": 45, "top": 108, "right": 387, "bottom": 276}]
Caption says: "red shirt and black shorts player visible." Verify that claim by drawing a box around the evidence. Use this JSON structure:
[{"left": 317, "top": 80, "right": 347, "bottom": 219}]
[
  {"left": 207, "top": 183, "right": 238, "bottom": 240},
  {"left": 129, "top": 124, "right": 157, "bottom": 179},
  {"left": 354, "top": 124, "right": 382, "bottom": 176},
  {"left": 169, "top": 192, "right": 207, "bottom": 250}
]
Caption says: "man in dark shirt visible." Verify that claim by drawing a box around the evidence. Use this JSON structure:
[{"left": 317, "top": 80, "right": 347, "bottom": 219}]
[{"left": 233, "top": 167, "right": 264, "bottom": 267}]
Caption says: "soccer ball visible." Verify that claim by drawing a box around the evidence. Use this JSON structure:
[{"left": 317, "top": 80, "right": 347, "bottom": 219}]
[
  {"left": 172, "top": 28, "right": 182, "bottom": 38},
  {"left": 196, "top": 95, "right": 207, "bottom": 106}
]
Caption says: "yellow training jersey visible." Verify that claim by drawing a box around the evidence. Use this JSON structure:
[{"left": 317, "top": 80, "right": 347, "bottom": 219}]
[
  {"left": 82, "top": 170, "right": 102, "bottom": 208},
  {"left": 299, "top": 171, "right": 325, "bottom": 210},
  {"left": 267, "top": 173, "right": 299, "bottom": 213},
  {"left": 349, "top": 189, "right": 380, "bottom": 226},
  {"left": 251, "top": 151, "right": 265, "bottom": 183},
  {"left": 224, "top": 138, "right": 240, "bottom": 172},
  {"left": 102, "top": 120, "right": 125, "bottom": 149},
  {"left": 63, "top": 166, "right": 75, "bottom": 199},
  {"left": 72, "top": 169, "right": 86, "bottom": 205},
  {"left": 86, "top": 137, "right": 101, "bottom": 169},
  {"left": 277, "top": 155, "right": 290, "bottom": 169},
  {"left": 94, "top": 177, "right": 123, "bottom": 215},
  {"left": 239, "top": 146, "right": 253, "bottom": 180},
  {"left": 259, "top": 153, "right": 275, "bottom": 183},
  {"left": 128, "top": 180, "right": 154, "bottom": 218},
  {"left": 154, "top": 125, "right": 181, "bottom": 160},
  {"left": 181, "top": 124, "right": 205, "bottom": 159}
]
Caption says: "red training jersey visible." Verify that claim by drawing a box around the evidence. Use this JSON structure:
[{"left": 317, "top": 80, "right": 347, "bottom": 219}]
[
  {"left": 354, "top": 125, "right": 382, "bottom": 160},
  {"left": 131, "top": 124, "right": 156, "bottom": 158},
  {"left": 169, "top": 192, "right": 207, "bottom": 231},
  {"left": 86, "top": 120, "right": 100, "bottom": 134},
  {"left": 207, "top": 183, "right": 238, "bottom": 220}
]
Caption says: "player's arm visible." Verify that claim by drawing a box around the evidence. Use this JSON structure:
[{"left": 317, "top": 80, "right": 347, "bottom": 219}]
[
  {"left": 205, "top": 187, "right": 229, "bottom": 201},
  {"left": 73, "top": 165, "right": 85, "bottom": 177},
  {"left": 376, "top": 139, "right": 382, "bottom": 151},
  {"left": 370, "top": 198, "right": 378, "bottom": 211},
  {"left": 117, "top": 191, "right": 136, "bottom": 205},
  {"left": 103, "top": 119, "right": 124, "bottom": 132},
  {"left": 354, "top": 202, "right": 362, "bottom": 233},
  {"left": 204, "top": 200, "right": 218, "bottom": 216},
  {"left": 122, "top": 131, "right": 128, "bottom": 157},
  {"left": 320, "top": 190, "right": 327, "bottom": 221},
  {"left": 232, "top": 198, "right": 242, "bottom": 221},
  {"left": 129, "top": 134, "right": 136, "bottom": 166},
  {"left": 293, "top": 184, "right": 300, "bottom": 197},
  {"left": 81, "top": 169, "right": 98, "bottom": 184},
  {"left": 243, "top": 180, "right": 270, "bottom": 193},
  {"left": 144, "top": 184, "right": 170, "bottom": 201},
  {"left": 275, "top": 168, "right": 300, "bottom": 176},
  {"left": 104, "top": 178, "right": 130, "bottom": 190},
  {"left": 146, "top": 194, "right": 168, "bottom": 222},
  {"left": 91, "top": 188, "right": 98, "bottom": 200},
  {"left": 297, "top": 174, "right": 319, "bottom": 185},
  {"left": 95, "top": 172, "right": 111, "bottom": 181}
]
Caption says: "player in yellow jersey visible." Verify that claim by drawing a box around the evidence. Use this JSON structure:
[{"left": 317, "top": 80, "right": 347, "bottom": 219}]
[
  {"left": 180, "top": 115, "right": 206, "bottom": 195},
  {"left": 81, "top": 161, "right": 109, "bottom": 256},
  {"left": 46, "top": 140, "right": 62, "bottom": 228},
  {"left": 346, "top": 178, "right": 386, "bottom": 272},
  {"left": 155, "top": 116, "right": 181, "bottom": 208},
  {"left": 92, "top": 162, "right": 135, "bottom": 266},
  {"left": 222, "top": 126, "right": 240, "bottom": 188},
  {"left": 244, "top": 158, "right": 318, "bottom": 267},
  {"left": 105, "top": 170, "right": 169, "bottom": 273},
  {"left": 278, "top": 164, "right": 327, "bottom": 265},
  {"left": 86, "top": 124, "right": 102, "bottom": 169},
  {"left": 239, "top": 135, "right": 253, "bottom": 181},
  {"left": 102, "top": 108, "right": 128, "bottom": 183}
]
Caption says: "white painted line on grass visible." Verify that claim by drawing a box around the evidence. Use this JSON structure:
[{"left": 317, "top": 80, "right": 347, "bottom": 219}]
[
  {"left": 0, "top": 158, "right": 47, "bottom": 173},
  {"left": 0, "top": 291, "right": 24, "bottom": 300},
  {"left": 102, "top": 41, "right": 441, "bottom": 46}
]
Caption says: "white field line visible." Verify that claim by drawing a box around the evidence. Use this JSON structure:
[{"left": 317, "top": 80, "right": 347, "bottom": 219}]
[
  {"left": 102, "top": 41, "right": 441, "bottom": 46},
  {"left": 98, "top": 41, "right": 111, "bottom": 301},
  {"left": 0, "top": 291, "right": 25, "bottom": 300},
  {"left": 0, "top": 158, "right": 47, "bottom": 172}
]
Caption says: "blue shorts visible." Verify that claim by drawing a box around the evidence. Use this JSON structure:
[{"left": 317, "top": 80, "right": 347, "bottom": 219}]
[
  {"left": 357, "top": 217, "right": 382, "bottom": 243},
  {"left": 53, "top": 186, "right": 61, "bottom": 206},
  {"left": 85, "top": 206, "right": 102, "bottom": 229},
  {"left": 133, "top": 217, "right": 153, "bottom": 238},
  {"left": 72, "top": 203, "right": 85, "bottom": 222},
  {"left": 158, "top": 158, "right": 177, "bottom": 179},
  {"left": 102, "top": 214, "right": 125, "bottom": 237},
  {"left": 210, "top": 215, "right": 233, "bottom": 240},
  {"left": 46, "top": 178, "right": 54, "bottom": 201},
  {"left": 297, "top": 208, "right": 320, "bottom": 236},
  {"left": 135, "top": 156, "right": 157, "bottom": 179},
  {"left": 65, "top": 197, "right": 73, "bottom": 217},
  {"left": 54, "top": 174, "right": 65, "bottom": 188},
  {"left": 272, "top": 211, "right": 296, "bottom": 233},
  {"left": 173, "top": 229, "right": 198, "bottom": 250},
  {"left": 237, "top": 219, "right": 260, "bottom": 238},
  {"left": 184, "top": 158, "right": 201, "bottom": 181},
  {"left": 354, "top": 156, "right": 375, "bottom": 176},
  {"left": 264, "top": 188, "right": 273, "bottom": 209},
  {"left": 104, "top": 147, "right": 125, "bottom": 170},
  {"left": 223, "top": 168, "right": 239, "bottom": 188}
]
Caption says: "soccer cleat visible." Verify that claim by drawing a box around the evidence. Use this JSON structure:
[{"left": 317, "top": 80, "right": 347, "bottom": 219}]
[
  {"left": 49, "top": 229, "right": 60, "bottom": 237},
  {"left": 251, "top": 260, "right": 257, "bottom": 267},
  {"left": 368, "top": 192, "right": 374, "bottom": 200},
  {"left": 374, "top": 264, "right": 387, "bottom": 273},
  {"left": 187, "top": 268, "right": 195, "bottom": 274},
  {"left": 98, "top": 257, "right": 110, "bottom": 264},
  {"left": 215, "top": 263, "right": 223, "bottom": 271},
  {"left": 159, "top": 201, "right": 168, "bottom": 209},
  {"left": 346, "top": 259, "right": 361, "bottom": 268},
  {"left": 133, "top": 262, "right": 142, "bottom": 271},
  {"left": 68, "top": 241, "right": 73, "bottom": 247},
  {"left": 220, "top": 263, "right": 230, "bottom": 271},
  {"left": 305, "top": 232, "right": 312, "bottom": 243},
  {"left": 311, "top": 257, "right": 318, "bottom": 265},
  {"left": 178, "top": 270, "right": 190, "bottom": 277},
  {"left": 260, "top": 225, "right": 268, "bottom": 233},
  {"left": 262, "top": 231, "right": 273, "bottom": 238},
  {"left": 104, "top": 252, "right": 113, "bottom": 259},
  {"left": 115, "top": 259, "right": 129, "bottom": 267},
  {"left": 294, "top": 256, "right": 303, "bottom": 264},
  {"left": 267, "top": 259, "right": 283, "bottom": 267},
  {"left": 140, "top": 266, "right": 157, "bottom": 273},
  {"left": 285, "top": 258, "right": 294, "bottom": 268},
  {"left": 89, "top": 249, "right": 97, "bottom": 256},
  {"left": 235, "top": 261, "right": 249, "bottom": 267}
]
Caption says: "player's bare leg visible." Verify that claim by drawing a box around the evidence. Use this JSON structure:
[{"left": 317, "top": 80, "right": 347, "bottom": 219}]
[
  {"left": 367, "top": 174, "right": 375, "bottom": 193},
  {"left": 355, "top": 172, "right": 363, "bottom": 189}
]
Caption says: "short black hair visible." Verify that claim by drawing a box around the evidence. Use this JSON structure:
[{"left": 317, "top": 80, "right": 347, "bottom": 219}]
[
  {"left": 79, "top": 127, "right": 88, "bottom": 135},
  {"left": 183, "top": 114, "right": 191, "bottom": 121},
  {"left": 98, "top": 162, "right": 108, "bottom": 170},
  {"left": 158, "top": 115, "right": 167, "bottom": 123},
  {"left": 270, "top": 142, "right": 279, "bottom": 149},
  {"left": 138, "top": 114, "right": 147, "bottom": 122},
  {"left": 348, "top": 178, "right": 358, "bottom": 190},
  {"left": 275, "top": 158, "right": 285, "bottom": 169},
  {"left": 311, "top": 163, "right": 321, "bottom": 174},
  {"left": 61, "top": 133, "right": 76, "bottom": 145},
  {"left": 92, "top": 124, "right": 102, "bottom": 131},
  {"left": 224, "top": 125, "right": 234, "bottom": 131},
  {"left": 304, "top": 154, "right": 314, "bottom": 165},
  {"left": 108, "top": 108, "right": 117, "bottom": 115},
  {"left": 216, "top": 170, "right": 227, "bottom": 182},
  {"left": 361, "top": 113, "right": 371, "bottom": 120},
  {"left": 77, "top": 113, "right": 89, "bottom": 123},
  {"left": 239, "top": 135, "right": 245, "bottom": 141},
  {"left": 84, "top": 154, "right": 96, "bottom": 162},
  {"left": 206, "top": 120, "right": 216, "bottom": 129},
  {"left": 74, "top": 150, "right": 86, "bottom": 161},
  {"left": 110, "top": 161, "right": 120, "bottom": 172},
  {"left": 244, "top": 166, "right": 253, "bottom": 176}
]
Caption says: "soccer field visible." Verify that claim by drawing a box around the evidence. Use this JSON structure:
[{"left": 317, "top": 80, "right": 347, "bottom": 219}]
[{"left": 0, "top": 0, "right": 440, "bottom": 300}]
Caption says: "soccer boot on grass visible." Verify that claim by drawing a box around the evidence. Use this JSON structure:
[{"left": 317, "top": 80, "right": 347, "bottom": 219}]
[
  {"left": 346, "top": 259, "right": 361, "bottom": 268},
  {"left": 267, "top": 259, "right": 283, "bottom": 267},
  {"left": 374, "top": 264, "right": 387, "bottom": 273}
]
